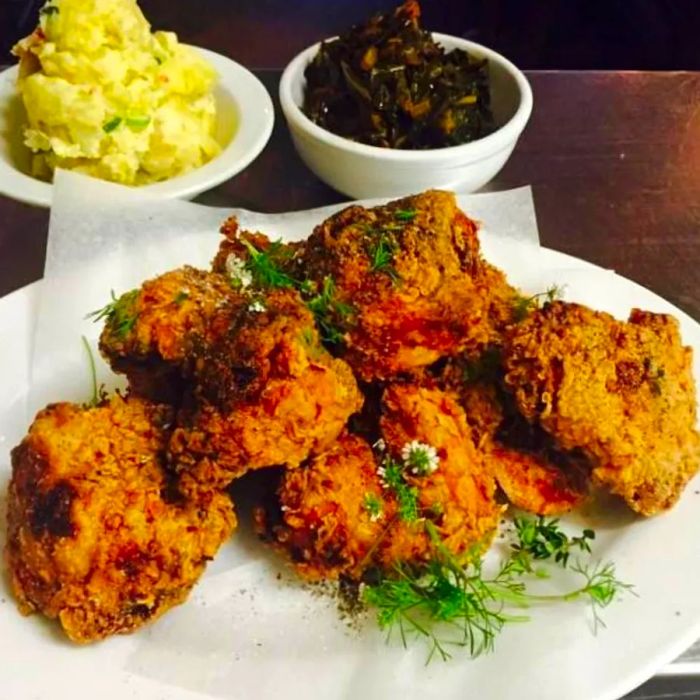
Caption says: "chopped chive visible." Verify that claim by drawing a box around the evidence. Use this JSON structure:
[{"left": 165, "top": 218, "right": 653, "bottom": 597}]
[{"left": 103, "top": 117, "right": 122, "bottom": 134}]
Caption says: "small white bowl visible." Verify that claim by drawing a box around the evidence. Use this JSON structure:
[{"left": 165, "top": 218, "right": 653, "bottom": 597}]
[
  {"left": 279, "top": 34, "right": 533, "bottom": 199},
  {"left": 0, "top": 47, "right": 274, "bottom": 207}
]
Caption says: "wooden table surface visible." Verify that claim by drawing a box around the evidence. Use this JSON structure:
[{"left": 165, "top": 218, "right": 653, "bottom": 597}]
[{"left": 1, "top": 67, "right": 700, "bottom": 699}]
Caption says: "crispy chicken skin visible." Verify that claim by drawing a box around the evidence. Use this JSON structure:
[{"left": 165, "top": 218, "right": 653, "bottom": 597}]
[
  {"left": 379, "top": 383, "right": 503, "bottom": 564},
  {"left": 300, "top": 190, "right": 517, "bottom": 381},
  {"left": 439, "top": 358, "right": 588, "bottom": 515},
  {"left": 503, "top": 302, "right": 700, "bottom": 515},
  {"left": 5, "top": 395, "right": 236, "bottom": 643},
  {"left": 99, "top": 266, "right": 244, "bottom": 403},
  {"left": 255, "top": 433, "right": 387, "bottom": 581},
  {"left": 257, "top": 384, "right": 502, "bottom": 581},
  {"left": 169, "top": 288, "right": 363, "bottom": 489}
]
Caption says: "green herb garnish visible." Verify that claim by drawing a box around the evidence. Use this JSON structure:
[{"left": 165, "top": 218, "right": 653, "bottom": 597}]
[
  {"left": 394, "top": 209, "right": 416, "bottom": 222},
  {"left": 305, "top": 275, "right": 354, "bottom": 345},
  {"left": 103, "top": 117, "right": 122, "bottom": 134},
  {"left": 81, "top": 335, "right": 99, "bottom": 407},
  {"left": 512, "top": 515, "right": 594, "bottom": 568},
  {"left": 241, "top": 239, "right": 297, "bottom": 289},
  {"left": 513, "top": 284, "right": 565, "bottom": 322},
  {"left": 173, "top": 290, "right": 189, "bottom": 305},
  {"left": 363, "top": 518, "right": 634, "bottom": 662},
  {"left": 86, "top": 289, "right": 139, "bottom": 338},
  {"left": 368, "top": 232, "right": 400, "bottom": 281},
  {"left": 378, "top": 455, "right": 419, "bottom": 523},
  {"left": 363, "top": 493, "right": 384, "bottom": 522},
  {"left": 125, "top": 115, "right": 151, "bottom": 130}
]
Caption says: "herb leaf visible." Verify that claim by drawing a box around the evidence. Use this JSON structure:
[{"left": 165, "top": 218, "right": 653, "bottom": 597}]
[
  {"left": 363, "top": 517, "right": 633, "bottom": 662},
  {"left": 512, "top": 515, "right": 594, "bottom": 568},
  {"left": 368, "top": 232, "right": 400, "bottom": 281},
  {"left": 305, "top": 275, "right": 354, "bottom": 345},
  {"left": 394, "top": 209, "right": 416, "bottom": 222},
  {"left": 81, "top": 335, "right": 100, "bottom": 407},
  {"left": 86, "top": 289, "right": 139, "bottom": 338},
  {"left": 240, "top": 239, "right": 297, "bottom": 289},
  {"left": 103, "top": 117, "right": 122, "bottom": 134},
  {"left": 513, "top": 284, "right": 565, "bottom": 322}
]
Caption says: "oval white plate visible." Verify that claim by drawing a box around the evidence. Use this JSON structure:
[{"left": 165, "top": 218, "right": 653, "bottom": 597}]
[
  {"left": 0, "top": 47, "right": 274, "bottom": 207},
  {"left": 0, "top": 220, "right": 699, "bottom": 700}
]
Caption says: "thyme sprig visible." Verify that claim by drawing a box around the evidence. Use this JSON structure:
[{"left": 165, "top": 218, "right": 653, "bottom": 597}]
[
  {"left": 513, "top": 515, "right": 594, "bottom": 568},
  {"left": 363, "top": 518, "right": 634, "bottom": 662}
]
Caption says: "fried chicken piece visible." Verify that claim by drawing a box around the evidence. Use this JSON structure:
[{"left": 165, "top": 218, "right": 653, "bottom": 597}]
[
  {"left": 439, "top": 356, "right": 589, "bottom": 515},
  {"left": 257, "top": 384, "right": 502, "bottom": 581},
  {"left": 503, "top": 302, "right": 700, "bottom": 515},
  {"left": 169, "top": 288, "right": 363, "bottom": 490},
  {"left": 255, "top": 433, "right": 386, "bottom": 581},
  {"left": 5, "top": 395, "right": 235, "bottom": 643},
  {"left": 98, "top": 266, "right": 244, "bottom": 403},
  {"left": 300, "top": 190, "right": 518, "bottom": 381},
  {"left": 379, "top": 383, "right": 503, "bottom": 564}
]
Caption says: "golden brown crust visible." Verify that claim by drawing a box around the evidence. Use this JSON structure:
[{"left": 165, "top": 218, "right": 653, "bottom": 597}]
[
  {"left": 169, "top": 288, "right": 363, "bottom": 488},
  {"left": 255, "top": 433, "right": 386, "bottom": 581},
  {"left": 300, "top": 190, "right": 515, "bottom": 380},
  {"left": 99, "top": 266, "right": 244, "bottom": 402},
  {"left": 438, "top": 356, "right": 589, "bottom": 515},
  {"left": 503, "top": 301, "right": 700, "bottom": 515},
  {"left": 258, "top": 384, "right": 504, "bottom": 581},
  {"left": 5, "top": 395, "right": 236, "bottom": 643},
  {"left": 379, "top": 384, "right": 503, "bottom": 563}
]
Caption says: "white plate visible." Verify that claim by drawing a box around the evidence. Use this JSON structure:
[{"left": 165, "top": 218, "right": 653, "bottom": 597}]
[
  {"left": 0, "top": 47, "right": 274, "bottom": 207},
  {"left": 1, "top": 232, "right": 700, "bottom": 700}
]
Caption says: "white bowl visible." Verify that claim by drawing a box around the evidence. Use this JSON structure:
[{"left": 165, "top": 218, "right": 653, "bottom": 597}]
[
  {"left": 0, "top": 47, "right": 274, "bottom": 207},
  {"left": 279, "top": 34, "right": 533, "bottom": 199}
]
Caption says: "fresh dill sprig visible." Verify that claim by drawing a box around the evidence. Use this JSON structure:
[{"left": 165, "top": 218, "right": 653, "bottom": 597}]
[
  {"left": 363, "top": 517, "right": 634, "bottom": 662},
  {"left": 81, "top": 335, "right": 100, "bottom": 407},
  {"left": 305, "top": 275, "right": 354, "bottom": 345},
  {"left": 240, "top": 239, "right": 297, "bottom": 289},
  {"left": 86, "top": 289, "right": 139, "bottom": 338},
  {"left": 512, "top": 515, "right": 594, "bottom": 568},
  {"left": 512, "top": 284, "right": 565, "bottom": 322},
  {"left": 394, "top": 209, "right": 417, "bottom": 222},
  {"left": 368, "top": 232, "right": 400, "bottom": 282}
]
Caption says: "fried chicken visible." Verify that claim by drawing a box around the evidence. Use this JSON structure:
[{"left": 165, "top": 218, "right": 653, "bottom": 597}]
[
  {"left": 439, "top": 355, "right": 589, "bottom": 515},
  {"left": 299, "top": 190, "right": 518, "bottom": 381},
  {"left": 169, "top": 288, "right": 363, "bottom": 490},
  {"left": 256, "top": 383, "right": 502, "bottom": 581},
  {"left": 98, "top": 266, "right": 244, "bottom": 403},
  {"left": 5, "top": 395, "right": 235, "bottom": 643},
  {"left": 503, "top": 302, "right": 700, "bottom": 515}
]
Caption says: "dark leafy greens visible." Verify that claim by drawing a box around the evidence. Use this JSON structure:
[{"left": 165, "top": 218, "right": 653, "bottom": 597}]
[{"left": 303, "top": 0, "right": 494, "bottom": 149}]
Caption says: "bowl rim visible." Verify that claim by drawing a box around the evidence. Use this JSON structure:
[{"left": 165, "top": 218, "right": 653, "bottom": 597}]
[
  {"left": 0, "top": 46, "right": 274, "bottom": 208},
  {"left": 279, "top": 33, "right": 533, "bottom": 162}
]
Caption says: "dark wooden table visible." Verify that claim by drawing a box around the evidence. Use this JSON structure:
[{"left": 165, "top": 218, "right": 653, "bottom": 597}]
[{"left": 1, "top": 69, "right": 700, "bottom": 699}]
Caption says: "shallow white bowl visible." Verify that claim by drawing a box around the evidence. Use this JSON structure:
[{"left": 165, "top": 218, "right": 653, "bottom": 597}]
[
  {"left": 0, "top": 47, "right": 274, "bottom": 207},
  {"left": 279, "top": 34, "right": 533, "bottom": 199}
]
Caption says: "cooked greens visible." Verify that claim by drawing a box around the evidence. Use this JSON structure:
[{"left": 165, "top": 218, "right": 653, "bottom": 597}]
[{"left": 303, "top": 0, "right": 493, "bottom": 149}]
